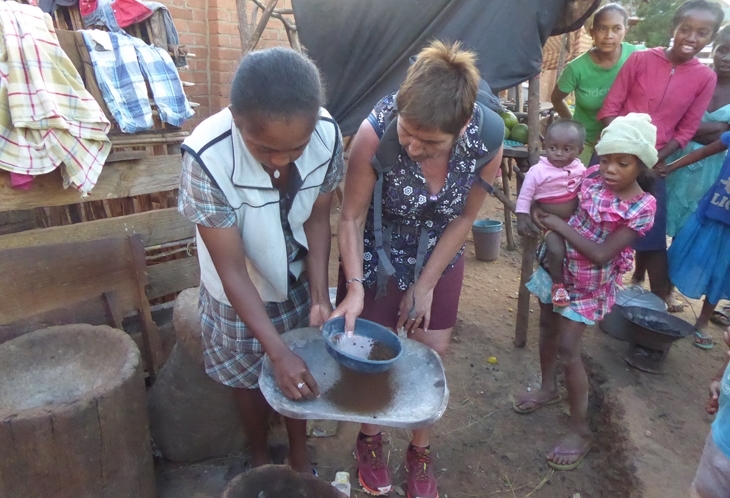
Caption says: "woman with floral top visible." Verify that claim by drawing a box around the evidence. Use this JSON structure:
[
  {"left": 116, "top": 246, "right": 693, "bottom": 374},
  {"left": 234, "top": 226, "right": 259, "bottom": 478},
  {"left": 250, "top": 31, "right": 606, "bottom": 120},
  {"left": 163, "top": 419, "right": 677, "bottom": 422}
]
[{"left": 331, "top": 40, "right": 503, "bottom": 498}]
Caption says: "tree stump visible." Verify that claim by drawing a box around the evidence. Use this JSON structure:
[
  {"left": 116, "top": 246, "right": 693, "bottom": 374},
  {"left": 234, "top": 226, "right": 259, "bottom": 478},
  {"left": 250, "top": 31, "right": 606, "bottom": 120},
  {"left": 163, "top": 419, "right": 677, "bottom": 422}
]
[
  {"left": 147, "top": 287, "right": 247, "bottom": 462},
  {"left": 222, "top": 465, "right": 342, "bottom": 498},
  {"left": 0, "top": 324, "right": 154, "bottom": 498}
]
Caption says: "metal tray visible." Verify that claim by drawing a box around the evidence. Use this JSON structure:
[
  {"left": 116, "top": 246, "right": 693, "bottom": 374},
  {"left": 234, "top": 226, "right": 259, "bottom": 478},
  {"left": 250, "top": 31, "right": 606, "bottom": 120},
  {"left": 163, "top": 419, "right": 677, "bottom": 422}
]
[{"left": 260, "top": 327, "right": 449, "bottom": 429}]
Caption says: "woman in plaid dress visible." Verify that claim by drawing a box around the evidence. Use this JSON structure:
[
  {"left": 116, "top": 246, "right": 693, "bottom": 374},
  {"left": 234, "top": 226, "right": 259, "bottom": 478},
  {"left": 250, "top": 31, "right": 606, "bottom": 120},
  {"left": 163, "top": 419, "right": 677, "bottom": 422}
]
[
  {"left": 514, "top": 114, "right": 657, "bottom": 471},
  {"left": 179, "top": 48, "right": 344, "bottom": 473}
]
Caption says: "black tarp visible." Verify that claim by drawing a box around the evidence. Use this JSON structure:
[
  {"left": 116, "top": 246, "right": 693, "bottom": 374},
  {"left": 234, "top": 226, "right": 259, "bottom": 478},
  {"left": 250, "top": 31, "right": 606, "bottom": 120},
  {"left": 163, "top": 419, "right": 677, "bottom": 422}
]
[{"left": 293, "top": 0, "right": 568, "bottom": 136}]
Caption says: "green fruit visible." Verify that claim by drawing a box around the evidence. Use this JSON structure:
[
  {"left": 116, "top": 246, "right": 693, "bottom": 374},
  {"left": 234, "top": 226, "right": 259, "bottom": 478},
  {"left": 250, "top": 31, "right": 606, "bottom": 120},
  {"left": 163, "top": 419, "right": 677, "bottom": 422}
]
[
  {"left": 500, "top": 111, "right": 518, "bottom": 130},
  {"left": 510, "top": 123, "right": 529, "bottom": 144},
  {"left": 504, "top": 123, "right": 510, "bottom": 140}
]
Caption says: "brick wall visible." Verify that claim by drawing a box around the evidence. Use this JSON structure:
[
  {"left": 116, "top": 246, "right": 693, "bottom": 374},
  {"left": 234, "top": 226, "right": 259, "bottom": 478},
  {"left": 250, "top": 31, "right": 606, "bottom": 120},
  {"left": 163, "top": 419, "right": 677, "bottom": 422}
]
[{"left": 157, "top": 0, "right": 293, "bottom": 128}]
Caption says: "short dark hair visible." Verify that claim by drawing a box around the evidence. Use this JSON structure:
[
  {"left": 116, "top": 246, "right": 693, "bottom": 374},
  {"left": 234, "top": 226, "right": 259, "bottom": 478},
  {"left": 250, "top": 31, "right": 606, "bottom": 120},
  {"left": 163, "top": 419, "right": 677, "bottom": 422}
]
[
  {"left": 230, "top": 47, "right": 325, "bottom": 120},
  {"left": 713, "top": 23, "right": 730, "bottom": 46},
  {"left": 592, "top": 3, "right": 628, "bottom": 28},
  {"left": 672, "top": 0, "right": 724, "bottom": 36},
  {"left": 546, "top": 119, "right": 586, "bottom": 145},
  {"left": 396, "top": 40, "right": 480, "bottom": 136}
]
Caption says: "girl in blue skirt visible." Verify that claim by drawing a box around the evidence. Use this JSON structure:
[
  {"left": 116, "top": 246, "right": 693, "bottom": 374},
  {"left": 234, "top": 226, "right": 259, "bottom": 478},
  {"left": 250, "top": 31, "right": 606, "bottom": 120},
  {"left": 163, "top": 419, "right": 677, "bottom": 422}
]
[{"left": 666, "top": 131, "right": 730, "bottom": 349}]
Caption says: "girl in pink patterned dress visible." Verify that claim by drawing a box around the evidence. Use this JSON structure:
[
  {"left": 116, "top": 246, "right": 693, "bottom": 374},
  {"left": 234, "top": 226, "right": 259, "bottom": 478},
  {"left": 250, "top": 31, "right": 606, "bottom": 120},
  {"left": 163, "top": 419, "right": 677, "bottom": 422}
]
[{"left": 513, "top": 113, "right": 658, "bottom": 471}]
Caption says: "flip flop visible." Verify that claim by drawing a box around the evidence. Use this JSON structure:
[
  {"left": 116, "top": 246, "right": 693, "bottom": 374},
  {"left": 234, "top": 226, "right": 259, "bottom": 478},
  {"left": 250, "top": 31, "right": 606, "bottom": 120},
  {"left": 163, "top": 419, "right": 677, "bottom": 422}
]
[
  {"left": 710, "top": 307, "right": 730, "bottom": 327},
  {"left": 693, "top": 331, "right": 714, "bottom": 350},
  {"left": 547, "top": 446, "right": 590, "bottom": 471},
  {"left": 512, "top": 392, "right": 561, "bottom": 414}
]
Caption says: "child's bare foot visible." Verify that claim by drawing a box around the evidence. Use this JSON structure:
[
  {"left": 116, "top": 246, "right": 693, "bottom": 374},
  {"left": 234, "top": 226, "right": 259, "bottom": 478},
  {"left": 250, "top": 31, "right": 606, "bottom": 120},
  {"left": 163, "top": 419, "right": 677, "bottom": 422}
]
[
  {"left": 512, "top": 388, "right": 561, "bottom": 414},
  {"left": 547, "top": 432, "right": 591, "bottom": 471}
]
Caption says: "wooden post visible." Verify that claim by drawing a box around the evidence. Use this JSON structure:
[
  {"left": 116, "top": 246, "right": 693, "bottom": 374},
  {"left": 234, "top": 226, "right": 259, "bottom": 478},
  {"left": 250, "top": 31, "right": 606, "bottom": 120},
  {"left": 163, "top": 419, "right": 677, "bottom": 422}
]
[
  {"left": 246, "top": 0, "right": 279, "bottom": 53},
  {"left": 235, "top": 0, "right": 251, "bottom": 53},
  {"left": 514, "top": 75, "right": 540, "bottom": 348},
  {"left": 515, "top": 82, "right": 524, "bottom": 113},
  {"left": 501, "top": 159, "right": 515, "bottom": 251}
]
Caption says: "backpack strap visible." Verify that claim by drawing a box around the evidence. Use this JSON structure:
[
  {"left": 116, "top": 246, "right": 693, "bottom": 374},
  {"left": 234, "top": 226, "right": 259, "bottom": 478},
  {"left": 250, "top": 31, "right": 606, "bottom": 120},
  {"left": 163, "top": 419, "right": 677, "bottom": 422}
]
[
  {"left": 369, "top": 100, "right": 403, "bottom": 297},
  {"left": 473, "top": 101, "right": 504, "bottom": 195}
]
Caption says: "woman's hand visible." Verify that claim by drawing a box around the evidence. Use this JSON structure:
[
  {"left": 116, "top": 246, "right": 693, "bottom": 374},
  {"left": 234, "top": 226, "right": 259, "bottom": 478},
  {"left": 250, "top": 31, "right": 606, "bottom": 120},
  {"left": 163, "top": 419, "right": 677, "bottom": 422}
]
[
  {"left": 271, "top": 348, "right": 320, "bottom": 401},
  {"left": 396, "top": 281, "right": 434, "bottom": 334},
  {"left": 707, "top": 379, "right": 721, "bottom": 415},
  {"left": 329, "top": 284, "right": 365, "bottom": 336},
  {"left": 309, "top": 300, "right": 333, "bottom": 328},
  {"left": 537, "top": 211, "right": 567, "bottom": 233}
]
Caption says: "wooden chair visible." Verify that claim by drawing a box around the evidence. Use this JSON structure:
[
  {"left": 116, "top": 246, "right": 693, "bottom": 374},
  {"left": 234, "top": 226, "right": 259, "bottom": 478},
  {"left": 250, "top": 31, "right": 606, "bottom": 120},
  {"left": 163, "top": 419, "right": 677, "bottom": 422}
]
[{"left": 0, "top": 234, "right": 164, "bottom": 378}]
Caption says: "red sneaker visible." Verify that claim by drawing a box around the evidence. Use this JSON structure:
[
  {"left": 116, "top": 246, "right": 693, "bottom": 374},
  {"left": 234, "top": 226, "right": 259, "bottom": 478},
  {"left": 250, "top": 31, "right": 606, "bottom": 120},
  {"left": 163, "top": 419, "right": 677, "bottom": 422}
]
[
  {"left": 355, "top": 433, "right": 392, "bottom": 495},
  {"left": 405, "top": 444, "right": 438, "bottom": 498},
  {"left": 551, "top": 284, "right": 570, "bottom": 307}
]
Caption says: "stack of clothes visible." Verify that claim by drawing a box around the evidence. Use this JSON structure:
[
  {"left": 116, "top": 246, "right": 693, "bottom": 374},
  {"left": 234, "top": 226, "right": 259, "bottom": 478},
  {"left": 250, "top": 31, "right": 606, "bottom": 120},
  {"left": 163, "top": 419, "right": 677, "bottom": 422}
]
[{"left": 0, "top": 1, "right": 110, "bottom": 194}]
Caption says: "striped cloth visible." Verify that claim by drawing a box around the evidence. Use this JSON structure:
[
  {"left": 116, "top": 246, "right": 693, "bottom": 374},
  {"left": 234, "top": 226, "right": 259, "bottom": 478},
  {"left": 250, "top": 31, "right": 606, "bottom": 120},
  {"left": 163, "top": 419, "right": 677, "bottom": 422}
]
[{"left": 0, "top": 2, "right": 111, "bottom": 194}]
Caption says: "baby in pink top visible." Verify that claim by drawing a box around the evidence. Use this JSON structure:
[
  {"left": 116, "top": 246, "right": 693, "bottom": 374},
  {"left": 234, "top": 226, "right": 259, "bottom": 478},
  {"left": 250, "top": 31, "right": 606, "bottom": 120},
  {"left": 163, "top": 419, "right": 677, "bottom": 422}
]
[{"left": 516, "top": 120, "right": 587, "bottom": 306}]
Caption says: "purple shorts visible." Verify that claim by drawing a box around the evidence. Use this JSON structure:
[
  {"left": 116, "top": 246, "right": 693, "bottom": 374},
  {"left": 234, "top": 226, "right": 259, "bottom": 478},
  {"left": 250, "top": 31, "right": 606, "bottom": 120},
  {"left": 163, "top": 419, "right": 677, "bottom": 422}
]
[{"left": 336, "top": 256, "right": 465, "bottom": 330}]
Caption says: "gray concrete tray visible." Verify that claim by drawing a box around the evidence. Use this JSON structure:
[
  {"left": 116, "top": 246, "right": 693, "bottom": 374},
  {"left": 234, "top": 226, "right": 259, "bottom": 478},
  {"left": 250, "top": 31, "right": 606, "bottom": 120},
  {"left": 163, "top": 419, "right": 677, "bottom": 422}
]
[{"left": 260, "top": 327, "right": 449, "bottom": 429}]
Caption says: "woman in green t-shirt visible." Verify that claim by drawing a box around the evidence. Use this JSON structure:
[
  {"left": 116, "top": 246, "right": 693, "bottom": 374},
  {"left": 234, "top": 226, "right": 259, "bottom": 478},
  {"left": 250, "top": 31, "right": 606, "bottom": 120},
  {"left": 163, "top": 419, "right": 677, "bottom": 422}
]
[{"left": 551, "top": 3, "right": 643, "bottom": 165}]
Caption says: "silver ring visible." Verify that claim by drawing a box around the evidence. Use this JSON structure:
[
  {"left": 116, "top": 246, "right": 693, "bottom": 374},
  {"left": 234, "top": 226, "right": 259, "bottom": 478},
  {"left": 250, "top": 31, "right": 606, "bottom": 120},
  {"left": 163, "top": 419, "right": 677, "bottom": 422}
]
[{"left": 297, "top": 382, "right": 305, "bottom": 389}]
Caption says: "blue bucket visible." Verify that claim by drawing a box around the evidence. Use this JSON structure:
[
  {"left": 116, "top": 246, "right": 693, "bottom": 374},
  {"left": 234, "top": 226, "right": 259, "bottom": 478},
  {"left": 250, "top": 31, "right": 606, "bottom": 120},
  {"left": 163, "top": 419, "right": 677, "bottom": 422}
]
[{"left": 472, "top": 219, "right": 503, "bottom": 261}]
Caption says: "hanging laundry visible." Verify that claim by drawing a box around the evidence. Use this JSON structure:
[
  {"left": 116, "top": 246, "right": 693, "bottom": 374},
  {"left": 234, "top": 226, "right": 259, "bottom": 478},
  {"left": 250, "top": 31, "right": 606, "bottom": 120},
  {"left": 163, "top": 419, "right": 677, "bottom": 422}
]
[
  {"left": 82, "top": 0, "right": 152, "bottom": 30},
  {"left": 38, "top": 0, "right": 78, "bottom": 14},
  {"left": 0, "top": 2, "right": 111, "bottom": 194},
  {"left": 82, "top": 30, "right": 193, "bottom": 132},
  {"left": 141, "top": 2, "right": 186, "bottom": 67},
  {"left": 82, "top": 0, "right": 185, "bottom": 67},
  {"left": 10, "top": 173, "right": 33, "bottom": 190},
  {"left": 82, "top": 30, "right": 154, "bottom": 133},
  {"left": 128, "top": 35, "right": 194, "bottom": 127}
]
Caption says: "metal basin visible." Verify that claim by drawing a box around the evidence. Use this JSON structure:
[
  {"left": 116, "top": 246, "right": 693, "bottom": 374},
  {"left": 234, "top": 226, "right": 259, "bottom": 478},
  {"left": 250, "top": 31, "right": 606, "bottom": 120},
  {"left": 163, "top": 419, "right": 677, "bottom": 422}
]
[{"left": 620, "top": 306, "right": 695, "bottom": 346}]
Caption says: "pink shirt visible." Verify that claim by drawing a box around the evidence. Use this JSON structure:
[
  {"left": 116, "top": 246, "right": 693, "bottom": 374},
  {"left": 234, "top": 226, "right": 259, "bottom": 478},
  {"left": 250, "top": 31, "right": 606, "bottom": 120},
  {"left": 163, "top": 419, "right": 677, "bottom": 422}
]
[
  {"left": 515, "top": 157, "right": 586, "bottom": 213},
  {"left": 597, "top": 48, "right": 716, "bottom": 150}
]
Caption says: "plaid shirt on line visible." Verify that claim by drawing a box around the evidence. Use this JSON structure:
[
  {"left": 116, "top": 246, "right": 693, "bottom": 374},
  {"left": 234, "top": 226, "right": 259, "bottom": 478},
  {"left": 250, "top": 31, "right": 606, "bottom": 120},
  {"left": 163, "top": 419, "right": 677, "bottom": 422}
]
[{"left": 81, "top": 30, "right": 193, "bottom": 133}]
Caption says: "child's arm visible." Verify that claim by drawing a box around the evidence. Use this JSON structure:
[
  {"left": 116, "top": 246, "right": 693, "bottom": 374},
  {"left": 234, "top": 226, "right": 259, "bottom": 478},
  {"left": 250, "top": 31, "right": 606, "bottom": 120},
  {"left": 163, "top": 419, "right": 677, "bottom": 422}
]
[
  {"left": 671, "top": 72, "right": 717, "bottom": 151},
  {"left": 707, "top": 329, "right": 730, "bottom": 415},
  {"left": 515, "top": 169, "right": 541, "bottom": 236},
  {"left": 537, "top": 213, "right": 638, "bottom": 265},
  {"left": 692, "top": 121, "right": 730, "bottom": 145},
  {"left": 664, "top": 138, "right": 726, "bottom": 175}
]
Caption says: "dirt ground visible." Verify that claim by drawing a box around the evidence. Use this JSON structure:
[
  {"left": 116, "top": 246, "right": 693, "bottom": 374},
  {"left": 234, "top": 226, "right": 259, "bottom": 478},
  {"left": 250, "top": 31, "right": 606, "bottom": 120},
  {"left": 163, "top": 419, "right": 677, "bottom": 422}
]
[{"left": 156, "top": 178, "right": 730, "bottom": 498}]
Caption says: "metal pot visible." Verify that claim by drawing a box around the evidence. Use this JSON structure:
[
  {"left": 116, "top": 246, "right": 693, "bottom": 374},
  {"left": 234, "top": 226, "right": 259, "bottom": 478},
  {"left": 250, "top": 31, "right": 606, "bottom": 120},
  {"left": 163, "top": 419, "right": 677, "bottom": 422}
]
[{"left": 599, "top": 288, "right": 666, "bottom": 341}]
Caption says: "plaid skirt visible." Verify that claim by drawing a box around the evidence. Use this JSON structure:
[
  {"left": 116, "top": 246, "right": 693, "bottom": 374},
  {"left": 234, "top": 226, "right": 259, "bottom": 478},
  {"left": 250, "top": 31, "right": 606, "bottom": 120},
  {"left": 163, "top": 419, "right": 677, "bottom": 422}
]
[{"left": 198, "top": 278, "right": 311, "bottom": 389}]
